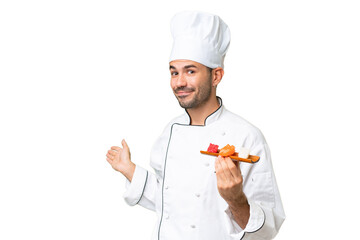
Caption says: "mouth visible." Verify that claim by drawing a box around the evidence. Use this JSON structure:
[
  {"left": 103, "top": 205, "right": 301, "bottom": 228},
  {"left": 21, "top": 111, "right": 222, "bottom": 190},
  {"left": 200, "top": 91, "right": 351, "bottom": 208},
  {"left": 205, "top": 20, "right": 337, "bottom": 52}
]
[
  {"left": 176, "top": 91, "right": 193, "bottom": 98},
  {"left": 174, "top": 87, "right": 195, "bottom": 98}
]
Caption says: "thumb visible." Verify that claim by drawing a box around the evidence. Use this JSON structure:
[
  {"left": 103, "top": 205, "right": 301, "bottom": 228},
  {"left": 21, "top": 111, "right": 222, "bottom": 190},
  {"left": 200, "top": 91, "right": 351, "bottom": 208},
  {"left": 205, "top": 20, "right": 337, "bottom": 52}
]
[{"left": 121, "top": 139, "right": 129, "bottom": 150}]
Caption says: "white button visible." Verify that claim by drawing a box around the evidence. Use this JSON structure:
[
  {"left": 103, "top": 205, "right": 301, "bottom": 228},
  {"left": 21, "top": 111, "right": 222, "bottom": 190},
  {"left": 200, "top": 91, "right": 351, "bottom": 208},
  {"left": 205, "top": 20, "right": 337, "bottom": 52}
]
[
  {"left": 190, "top": 225, "right": 196, "bottom": 228},
  {"left": 165, "top": 214, "right": 169, "bottom": 220},
  {"left": 204, "top": 162, "right": 209, "bottom": 167},
  {"left": 165, "top": 185, "right": 169, "bottom": 190},
  {"left": 222, "top": 132, "right": 226, "bottom": 136},
  {"left": 195, "top": 193, "right": 200, "bottom": 197}
]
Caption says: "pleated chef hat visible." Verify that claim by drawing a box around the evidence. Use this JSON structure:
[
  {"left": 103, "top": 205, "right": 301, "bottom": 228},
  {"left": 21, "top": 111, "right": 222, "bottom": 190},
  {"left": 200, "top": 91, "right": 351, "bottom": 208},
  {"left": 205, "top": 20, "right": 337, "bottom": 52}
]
[{"left": 169, "top": 11, "right": 231, "bottom": 69}]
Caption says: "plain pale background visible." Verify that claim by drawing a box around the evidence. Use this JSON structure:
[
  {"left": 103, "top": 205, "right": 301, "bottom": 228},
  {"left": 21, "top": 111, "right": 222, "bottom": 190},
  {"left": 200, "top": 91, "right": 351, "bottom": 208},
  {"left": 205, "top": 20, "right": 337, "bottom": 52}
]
[{"left": 1, "top": 0, "right": 359, "bottom": 239}]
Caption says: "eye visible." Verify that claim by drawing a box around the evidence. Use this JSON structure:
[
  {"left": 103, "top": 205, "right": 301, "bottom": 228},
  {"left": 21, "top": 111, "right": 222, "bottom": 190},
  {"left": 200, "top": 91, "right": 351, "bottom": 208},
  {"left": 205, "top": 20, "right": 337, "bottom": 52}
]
[
  {"left": 171, "top": 71, "right": 178, "bottom": 76},
  {"left": 187, "top": 70, "right": 195, "bottom": 74}
]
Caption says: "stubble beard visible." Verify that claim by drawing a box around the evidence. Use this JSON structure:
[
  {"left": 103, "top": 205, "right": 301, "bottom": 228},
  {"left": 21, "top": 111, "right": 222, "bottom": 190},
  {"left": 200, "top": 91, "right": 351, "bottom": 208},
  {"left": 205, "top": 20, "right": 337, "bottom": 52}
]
[{"left": 175, "top": 76, "right": 212, "bottom": 109}]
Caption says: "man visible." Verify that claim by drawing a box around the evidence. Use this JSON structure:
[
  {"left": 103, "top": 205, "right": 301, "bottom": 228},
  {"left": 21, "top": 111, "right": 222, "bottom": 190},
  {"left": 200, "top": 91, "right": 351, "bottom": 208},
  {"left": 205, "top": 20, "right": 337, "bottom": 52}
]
[{"left": 106, "top": 11, "right": 285, "bottom": 240}]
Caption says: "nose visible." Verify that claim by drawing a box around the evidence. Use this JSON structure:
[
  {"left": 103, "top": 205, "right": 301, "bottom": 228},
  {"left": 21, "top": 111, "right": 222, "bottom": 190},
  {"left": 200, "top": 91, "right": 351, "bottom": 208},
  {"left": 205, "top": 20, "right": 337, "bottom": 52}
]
[{"left": 174, "top": 73, "right": 187, "bottom": 88}]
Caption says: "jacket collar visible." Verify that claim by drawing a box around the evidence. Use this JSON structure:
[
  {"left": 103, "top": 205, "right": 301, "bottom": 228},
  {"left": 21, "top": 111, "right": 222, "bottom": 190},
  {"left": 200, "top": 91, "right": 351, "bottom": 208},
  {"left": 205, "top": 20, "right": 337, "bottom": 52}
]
[{"left": 184, "top": 96, "right": 224, "bottom": 126}]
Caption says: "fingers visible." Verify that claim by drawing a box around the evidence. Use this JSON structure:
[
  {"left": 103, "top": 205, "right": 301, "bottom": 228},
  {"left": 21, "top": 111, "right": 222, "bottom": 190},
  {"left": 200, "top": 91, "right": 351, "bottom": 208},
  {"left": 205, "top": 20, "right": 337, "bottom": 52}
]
[
  {"left": 106, "top": 157, "right": 113, "bottom": 164},
  {"left": 219, "top": 156, "right": 234, "bottom": 180},
  {"left": 215, "top": 156, "right": 243, "bottom": 185},
  {"left": 223, "top": 157, "right": 242, "bottom": 179},
  {"left": 234, "top": 160, "right": 240, "bottom": 169},
  {"left": 111, "top": 146, "right": 121, "bottom": 151},
  {"left": 215, "top": 156, "right": 230, "bottom": 183},
  {"left": 107, "top": 147, "right": 120, "bottom": 164},
  {"left": 107, "top": 150, "right": 115, "bottom": 156}
]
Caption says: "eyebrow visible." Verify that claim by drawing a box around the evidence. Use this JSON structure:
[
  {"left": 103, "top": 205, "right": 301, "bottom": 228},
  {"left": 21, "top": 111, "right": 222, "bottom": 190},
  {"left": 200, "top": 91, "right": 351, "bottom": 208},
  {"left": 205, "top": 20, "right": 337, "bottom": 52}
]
[
  {"left": 184, "top": 65, "right": 197, "bottom": 69},
  {"left": 169, "top": 64, "right": 198, "bottom": 70}
]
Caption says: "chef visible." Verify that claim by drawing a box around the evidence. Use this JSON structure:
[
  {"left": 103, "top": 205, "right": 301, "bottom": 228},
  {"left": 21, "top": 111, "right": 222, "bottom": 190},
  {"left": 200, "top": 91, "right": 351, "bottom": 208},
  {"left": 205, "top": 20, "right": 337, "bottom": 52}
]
[{"left": 106, "top": 11, "right": 285, "bottom": 240}]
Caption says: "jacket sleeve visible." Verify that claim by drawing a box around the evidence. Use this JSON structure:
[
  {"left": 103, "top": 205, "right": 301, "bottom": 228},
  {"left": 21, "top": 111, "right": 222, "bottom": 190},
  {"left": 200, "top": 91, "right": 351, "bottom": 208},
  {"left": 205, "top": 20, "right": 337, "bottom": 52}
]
[
  {"left": 122, "top": 122, "right": 171, "bottom": 212},
  {"left": 224, "top": 140, "right": 286, "bottom": 240},
  {"left": 122, "top": 165, "right": 158, "bottom": 212}
]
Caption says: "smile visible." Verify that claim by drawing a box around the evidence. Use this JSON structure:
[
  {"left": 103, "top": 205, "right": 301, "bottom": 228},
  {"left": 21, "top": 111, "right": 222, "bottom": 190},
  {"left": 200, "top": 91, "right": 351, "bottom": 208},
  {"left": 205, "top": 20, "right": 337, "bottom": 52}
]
[{"left": 176, "top": 91, "right": 193, "bottom": 97}]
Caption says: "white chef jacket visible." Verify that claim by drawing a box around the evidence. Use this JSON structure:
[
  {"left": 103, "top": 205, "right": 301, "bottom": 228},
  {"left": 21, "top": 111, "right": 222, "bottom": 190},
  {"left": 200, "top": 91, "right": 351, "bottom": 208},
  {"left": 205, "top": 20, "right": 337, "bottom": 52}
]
[{"left": 123, "top": 97, "right": 285, "bottom": 240}]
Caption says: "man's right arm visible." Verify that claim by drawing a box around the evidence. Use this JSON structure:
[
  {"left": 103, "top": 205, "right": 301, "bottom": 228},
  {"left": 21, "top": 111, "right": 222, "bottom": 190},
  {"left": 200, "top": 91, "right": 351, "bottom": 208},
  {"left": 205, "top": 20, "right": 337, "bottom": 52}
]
[
  {"left": 122, "top": 163, "right": 136, "bottom": 182},
  {"left": 123, "top": 165, "right": 158, "bottom": 211},
  {"left": 106, "top": 139, "right": 158, "bottom": 211}
]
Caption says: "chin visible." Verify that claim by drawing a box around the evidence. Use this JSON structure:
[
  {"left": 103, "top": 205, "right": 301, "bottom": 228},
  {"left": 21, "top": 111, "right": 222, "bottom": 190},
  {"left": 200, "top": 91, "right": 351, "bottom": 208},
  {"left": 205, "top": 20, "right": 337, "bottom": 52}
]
[{"left": 178, "top": 99, "right": 198, "bottom": 109}]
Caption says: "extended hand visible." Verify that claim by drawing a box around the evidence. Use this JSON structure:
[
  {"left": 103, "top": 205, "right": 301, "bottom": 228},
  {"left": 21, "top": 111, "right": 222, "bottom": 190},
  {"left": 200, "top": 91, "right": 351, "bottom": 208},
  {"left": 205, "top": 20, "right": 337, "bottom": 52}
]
[{"left": 106, "top": 139, "right": 135, "bottom": 181}]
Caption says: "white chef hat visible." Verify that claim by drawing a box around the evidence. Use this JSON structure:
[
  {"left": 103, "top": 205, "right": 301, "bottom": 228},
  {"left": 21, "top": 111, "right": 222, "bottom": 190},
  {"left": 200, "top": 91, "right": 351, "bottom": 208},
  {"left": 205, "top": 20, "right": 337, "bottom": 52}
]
[{"left": 169, "top": 11, "right": 231, "bottom": 69}]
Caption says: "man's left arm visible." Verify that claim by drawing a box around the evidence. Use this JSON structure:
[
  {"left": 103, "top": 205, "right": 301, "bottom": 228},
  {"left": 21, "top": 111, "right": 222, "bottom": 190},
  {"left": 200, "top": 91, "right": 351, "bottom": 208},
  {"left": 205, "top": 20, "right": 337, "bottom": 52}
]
[
  {"left": 215, "top": 142, "right": 285, "bottom": 240},
  {"left": 215, "top": 156, "right": 250, "bottom": 229}
]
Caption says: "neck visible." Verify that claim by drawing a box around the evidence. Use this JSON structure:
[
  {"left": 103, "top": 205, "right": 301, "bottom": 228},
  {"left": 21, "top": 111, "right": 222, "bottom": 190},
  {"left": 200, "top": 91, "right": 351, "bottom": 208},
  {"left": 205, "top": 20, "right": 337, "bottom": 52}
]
[{"left": 186, "top": 95, "right": 220, "bottom": 126}]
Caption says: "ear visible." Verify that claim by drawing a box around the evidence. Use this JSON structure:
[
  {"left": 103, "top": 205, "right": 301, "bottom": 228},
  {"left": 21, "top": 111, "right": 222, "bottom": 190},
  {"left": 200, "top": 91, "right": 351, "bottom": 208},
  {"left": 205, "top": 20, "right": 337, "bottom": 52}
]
[{"left": 212, "top": 67, "right": 224, "bottom": 87}]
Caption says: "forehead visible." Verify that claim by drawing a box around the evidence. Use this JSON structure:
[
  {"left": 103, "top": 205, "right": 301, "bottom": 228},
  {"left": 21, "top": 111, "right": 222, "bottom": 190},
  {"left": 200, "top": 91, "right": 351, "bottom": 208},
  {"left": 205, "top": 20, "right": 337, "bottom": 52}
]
[{"left": 169, "top": 59, "right": 205, "bottom": 69}]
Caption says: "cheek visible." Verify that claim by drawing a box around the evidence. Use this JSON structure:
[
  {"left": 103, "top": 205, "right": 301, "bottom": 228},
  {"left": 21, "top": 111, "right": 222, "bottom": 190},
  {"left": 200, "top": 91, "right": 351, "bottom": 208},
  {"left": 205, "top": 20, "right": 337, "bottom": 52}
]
[
  {"left": 187, "top": 76, "right": 199, "bottom": 87},
  {"left": 192, "top": 77, "right": 208, "bottom": 90},
  {"left": 170, "top": 78, "right": 176, "bottom": 89}
]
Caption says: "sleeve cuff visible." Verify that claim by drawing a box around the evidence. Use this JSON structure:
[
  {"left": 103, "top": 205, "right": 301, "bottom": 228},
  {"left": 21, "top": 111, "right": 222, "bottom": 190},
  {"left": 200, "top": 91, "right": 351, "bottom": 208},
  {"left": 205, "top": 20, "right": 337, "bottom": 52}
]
[
  {"left": 244, "top": 201, "right": 265, "bottom": 232},
  {"left": 224, "top": 200, "right": 265, "bottom": 237},
  {"left": 122, "top": 165, "right": 148, "bottom": 206}
]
